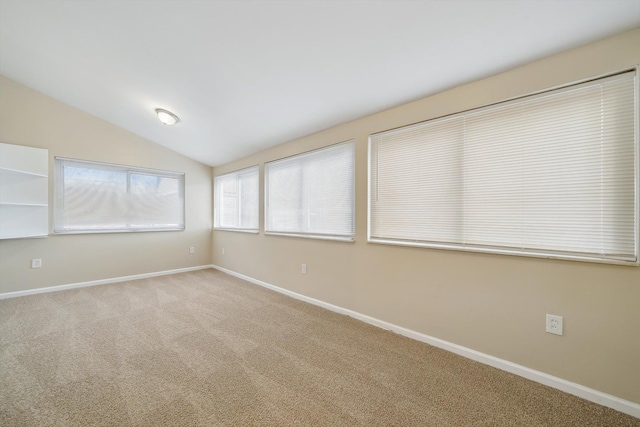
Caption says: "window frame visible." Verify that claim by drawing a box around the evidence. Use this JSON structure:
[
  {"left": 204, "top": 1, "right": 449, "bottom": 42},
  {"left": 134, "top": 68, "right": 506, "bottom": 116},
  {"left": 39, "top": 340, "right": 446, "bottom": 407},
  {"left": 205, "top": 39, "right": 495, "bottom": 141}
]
[
  {"left": 265, "top": 140, "right": 356, "bottom": 242},
  {"left": 367, "top": 68, "right": 639, "bottom": 266},
  {"left": 213, "top": 165, "right": 260, "bottom": 233},
  {"left": 54, "top": 157, "right": 185, "bottom": 234}
]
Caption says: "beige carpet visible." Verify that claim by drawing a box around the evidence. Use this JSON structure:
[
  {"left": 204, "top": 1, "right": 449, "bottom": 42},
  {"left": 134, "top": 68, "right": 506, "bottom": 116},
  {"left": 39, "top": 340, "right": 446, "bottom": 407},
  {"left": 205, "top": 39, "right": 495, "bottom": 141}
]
[{"left": 0, "top": 269, "right": 637, "bottom": 426}]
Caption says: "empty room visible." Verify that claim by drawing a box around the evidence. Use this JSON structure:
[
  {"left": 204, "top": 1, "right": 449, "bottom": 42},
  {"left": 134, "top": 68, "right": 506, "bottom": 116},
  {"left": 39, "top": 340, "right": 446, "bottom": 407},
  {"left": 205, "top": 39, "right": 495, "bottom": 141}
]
[{"left": 1, "top": 1, "right": 639, "bottom": 425}]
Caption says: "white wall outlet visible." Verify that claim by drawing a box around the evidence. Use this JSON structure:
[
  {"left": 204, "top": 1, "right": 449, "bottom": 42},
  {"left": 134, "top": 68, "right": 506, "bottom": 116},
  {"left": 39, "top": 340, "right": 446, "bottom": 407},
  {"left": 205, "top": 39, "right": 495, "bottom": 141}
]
[
  {"left": 546, "top": 314, "right": 563, "bottom": 336},
  {"left": 301, "top": 264, "right": 307, "bottom": 274},
  {"left": 31, "top": 259, "right": 42, "bottom": 269},
  {"left": 189, "top": 247, "right": 195, "bottom": 254},
  {"left": 222, "top": 247, "right": 225, "bottom": 255}
]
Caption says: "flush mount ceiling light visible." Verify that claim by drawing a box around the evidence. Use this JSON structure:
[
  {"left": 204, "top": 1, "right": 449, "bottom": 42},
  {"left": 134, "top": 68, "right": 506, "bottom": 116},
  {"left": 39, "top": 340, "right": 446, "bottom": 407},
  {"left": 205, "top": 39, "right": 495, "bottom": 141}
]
[{"left": 155, "top": 108, "right": 180, "bottom": 125}]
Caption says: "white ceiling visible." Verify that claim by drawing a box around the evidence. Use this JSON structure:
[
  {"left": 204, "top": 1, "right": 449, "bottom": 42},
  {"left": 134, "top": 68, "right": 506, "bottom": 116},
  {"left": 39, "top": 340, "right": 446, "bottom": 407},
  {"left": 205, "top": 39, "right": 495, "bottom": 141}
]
[{"left": 1, "top": 1, "right": 639, "bottom": 167}]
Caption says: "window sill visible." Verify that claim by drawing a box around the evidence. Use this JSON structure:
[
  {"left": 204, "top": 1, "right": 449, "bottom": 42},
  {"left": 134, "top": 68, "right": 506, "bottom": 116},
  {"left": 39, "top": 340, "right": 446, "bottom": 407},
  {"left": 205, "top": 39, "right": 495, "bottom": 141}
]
[
  {"left": 367, "top": 238, "right": 638, "bottom": 266},
  {"left": 266, "top": 231, "right": 354, "bottom": 243},
  {"left": 213, "top": 228, "right": 259, "bottom": 234},
  {"left": 54, "top": 227, "right": 184, "bottom": 235}
]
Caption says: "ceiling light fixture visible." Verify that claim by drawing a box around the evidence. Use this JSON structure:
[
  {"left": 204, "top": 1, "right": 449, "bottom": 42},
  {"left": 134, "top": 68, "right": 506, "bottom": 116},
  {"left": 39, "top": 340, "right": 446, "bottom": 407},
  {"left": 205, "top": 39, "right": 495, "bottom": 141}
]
[{"left": 155, "top": 108, "right": 180, "bottom": 125}]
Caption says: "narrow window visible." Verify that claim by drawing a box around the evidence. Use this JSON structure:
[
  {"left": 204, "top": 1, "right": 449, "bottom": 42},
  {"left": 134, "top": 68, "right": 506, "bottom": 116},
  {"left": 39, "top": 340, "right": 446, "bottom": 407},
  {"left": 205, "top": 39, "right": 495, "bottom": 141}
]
[
  {"left": 214, "top": 165, "right": 259, "bottom": 232},
  {"left": 266, "top": 140, "right": 355, "bottom": 241}
]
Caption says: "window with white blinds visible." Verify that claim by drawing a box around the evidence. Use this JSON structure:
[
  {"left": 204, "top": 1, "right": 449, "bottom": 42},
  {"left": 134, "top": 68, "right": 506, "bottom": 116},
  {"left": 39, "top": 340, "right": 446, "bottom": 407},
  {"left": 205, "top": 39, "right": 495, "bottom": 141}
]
[
  {"left": 214, "top": 165, "right": 259, "bottom": 232},
  {"left": 266, "top": 141, "right": 355, "bottom": 240},
  {"left": 369, "top": 71, "right": 637, "bottom": 264},
  {"left": 54, "top": 158, "right": 185, "bottom": 233}
]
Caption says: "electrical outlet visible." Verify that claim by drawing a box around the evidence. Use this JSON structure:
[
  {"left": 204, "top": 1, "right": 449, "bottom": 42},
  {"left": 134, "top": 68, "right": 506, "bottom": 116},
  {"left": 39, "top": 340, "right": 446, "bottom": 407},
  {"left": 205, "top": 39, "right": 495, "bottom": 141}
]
[
  {"left": 546, "top": 314, "right": 563, "bottom": 336},
  {"left": 189, "top": 247, "right": 195, "bottom": 254},
  {"left": 31, "top": 259, "right": 42, "bottom": 269},
  {"left": 301, "top": 264, "right": 307, "bottom": 274},
  {"left": 222, "top": 248, "right": 225, "bottom": 255}
]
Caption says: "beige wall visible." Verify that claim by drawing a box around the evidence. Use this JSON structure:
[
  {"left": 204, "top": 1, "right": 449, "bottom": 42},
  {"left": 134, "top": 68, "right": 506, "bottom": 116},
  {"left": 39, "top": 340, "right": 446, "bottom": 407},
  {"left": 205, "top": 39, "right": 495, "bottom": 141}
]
[
  {"left": 212, "top": 28, "right": 640, "bottom": 404},
  {"left": 0, "top": 76, "right": 213, "bottom": 293}
]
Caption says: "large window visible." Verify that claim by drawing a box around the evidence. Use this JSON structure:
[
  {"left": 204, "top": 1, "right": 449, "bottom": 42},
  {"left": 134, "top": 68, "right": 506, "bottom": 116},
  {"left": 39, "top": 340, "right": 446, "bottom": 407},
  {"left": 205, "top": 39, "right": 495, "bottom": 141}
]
[
  {"left": 54, "top": 158, "right": 185, "bottom": 233},
  {"left": 369, "top": 71, "right": 637, "bottom": 264},
  {"left": 265, "top": 141, "right": 355, "bottom": 241},
  {"left": 214, "top": 165, "right": 259, "bottom": 232}
]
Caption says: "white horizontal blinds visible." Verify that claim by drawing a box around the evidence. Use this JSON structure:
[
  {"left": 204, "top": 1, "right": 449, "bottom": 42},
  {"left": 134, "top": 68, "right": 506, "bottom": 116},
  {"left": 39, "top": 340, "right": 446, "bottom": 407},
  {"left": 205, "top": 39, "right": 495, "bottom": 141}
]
[
  {"left": 55, "top": 158, "right": 185, "bottom": 232},
  {"left": 129, "top": 173, "right": 183, "bottom": 228},
  {"left": 266, "top": 141, "right": 355, "bottom": 238},
  {"left": 305, "top": 144, "right": 354, "bottom": 235},
  {"left": 370, "top": 118, "right": 464, "bottom": 243},
  {"left": 214, "top": 166, "right": 259, "bottom": 231},
  {"left": 57, "top": 161, "right": 128, "bottom": 230},
  {"left": 238, "top": 168, "right": 259, "bottom": 229},
  {"left": 266, "top": 160, "right": 302, "bottom": 232},
  {"left": 464, "top": 82, "right": 609, "bottom": 251},
  {"left": 370, "top": 71, "right": 637, "bottom": 262},
  {"left": 217, "top": 174, "right": 238, "bottom": 227},
  {"left": 466, "top": 73, "right": 636, "bottom": 258},
  {"left": 464, "top": 100, "right": 525, "bottom": 249},
  {"left": 601, "top": 76, "right": 640, "bottom": 258},
  {"left": 601, "top": 75, "right": 636, "bottom": 256}
]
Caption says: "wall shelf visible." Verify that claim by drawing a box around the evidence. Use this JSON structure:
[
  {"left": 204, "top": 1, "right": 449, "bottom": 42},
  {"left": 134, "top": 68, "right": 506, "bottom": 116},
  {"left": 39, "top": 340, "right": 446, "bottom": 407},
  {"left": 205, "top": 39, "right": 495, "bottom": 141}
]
[
  {"left": 0, "top": 167, "right": 48, "bottom": 178},
  {"left": 0, "top": 143, "right": 49, "bottom": 239},
  {"left": 0, "top": 202, "right": 48, "bottom": 207}
]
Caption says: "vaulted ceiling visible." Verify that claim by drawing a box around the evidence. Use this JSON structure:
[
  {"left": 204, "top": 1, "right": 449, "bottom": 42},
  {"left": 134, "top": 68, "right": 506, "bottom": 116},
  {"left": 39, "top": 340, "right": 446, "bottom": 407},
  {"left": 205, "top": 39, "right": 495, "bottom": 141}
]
[{"left": 1, "top": 0, "right": 639, "bottom": 166}]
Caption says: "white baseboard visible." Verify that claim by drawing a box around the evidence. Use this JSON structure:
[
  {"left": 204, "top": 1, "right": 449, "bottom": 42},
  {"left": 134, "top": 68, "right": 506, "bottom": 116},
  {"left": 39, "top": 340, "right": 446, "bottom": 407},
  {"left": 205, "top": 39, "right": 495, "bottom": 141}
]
[
  {"left": 211, "top": 264, "right": 640, "bottom": 419},
  {"left": 0, "top": 265, "right": 215, "bottom": 300}
]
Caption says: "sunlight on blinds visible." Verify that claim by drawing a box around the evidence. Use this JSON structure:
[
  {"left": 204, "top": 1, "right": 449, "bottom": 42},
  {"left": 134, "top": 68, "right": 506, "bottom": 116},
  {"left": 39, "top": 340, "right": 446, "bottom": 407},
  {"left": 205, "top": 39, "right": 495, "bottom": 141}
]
[
  {"left": 214, "top": 165, "right": 259, "bottom": 231},
  {"left": 369, "top": 71, "right": 637, "bottom": 263},
  {"left": 266, "top": 141, "right": 355, "bottom": 240}
]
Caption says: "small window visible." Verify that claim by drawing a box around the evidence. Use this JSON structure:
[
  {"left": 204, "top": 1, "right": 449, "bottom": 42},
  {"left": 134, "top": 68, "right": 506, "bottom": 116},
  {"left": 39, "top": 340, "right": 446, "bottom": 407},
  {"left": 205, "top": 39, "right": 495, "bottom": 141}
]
[
  {"left": 214, "top": 165, "right": 259, "bottom": 232},
  {"left": 54, "top": 158, "right": 185, "bottom": 233},
  {"left": 265, "top": 140, "right": 355, "bottom": 241},
  {"left": 369, "top": 71, "right": 637, "bottom": 264}
]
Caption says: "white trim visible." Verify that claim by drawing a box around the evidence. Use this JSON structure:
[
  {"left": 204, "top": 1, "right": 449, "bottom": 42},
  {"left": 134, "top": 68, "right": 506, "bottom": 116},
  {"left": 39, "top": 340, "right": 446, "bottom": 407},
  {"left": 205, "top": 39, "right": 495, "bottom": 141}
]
[
  {"left": 634, "top": 65, "right": 639, "bottom": 266},
  {"left": 53, "top": 227, "right": 185, "bottom": 235},
  {"left": 265, "top": 231, "right": 354, "bottom": 242},
  {"left": 211, "top": 264, "right": 640, "bottom": 419},
  {"left": 0, "top": 265, "right": 214, "bottom": 300},
  {"left": 213, "top": 228, "right": 259, "bottom": 234},
  {"left": 368, "top": 238, "right": 639, "bottom": 266}
]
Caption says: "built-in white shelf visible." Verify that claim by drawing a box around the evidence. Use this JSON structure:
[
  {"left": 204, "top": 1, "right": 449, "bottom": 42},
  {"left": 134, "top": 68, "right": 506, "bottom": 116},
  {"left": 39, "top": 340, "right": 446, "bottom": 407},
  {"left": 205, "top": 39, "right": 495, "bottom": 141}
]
[
  {"left": 0, "top": 143, "right": 49, "bottom": 239},
  {"left": 0, "top": 167, "right": 48, "bottom": 178},
  {"left": 0, "top": 202, "right": 48, "bottom": 207}
]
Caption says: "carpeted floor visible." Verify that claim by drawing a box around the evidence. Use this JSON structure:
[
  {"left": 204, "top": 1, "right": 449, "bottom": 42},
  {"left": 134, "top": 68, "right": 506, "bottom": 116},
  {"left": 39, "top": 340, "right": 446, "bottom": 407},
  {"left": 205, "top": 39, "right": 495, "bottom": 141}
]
[{"left": 0, "top": 269, "right": 637, "bottom": 426}]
